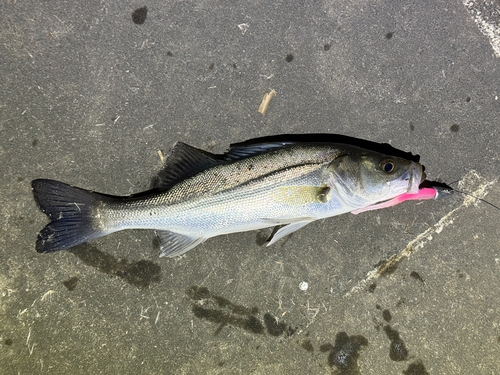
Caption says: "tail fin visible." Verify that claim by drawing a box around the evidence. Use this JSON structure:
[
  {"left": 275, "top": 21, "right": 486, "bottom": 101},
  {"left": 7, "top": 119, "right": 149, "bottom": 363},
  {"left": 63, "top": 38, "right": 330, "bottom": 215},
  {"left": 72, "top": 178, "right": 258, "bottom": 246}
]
[{"left": 31, "top": 179, "right": 114, "bottom": 253}]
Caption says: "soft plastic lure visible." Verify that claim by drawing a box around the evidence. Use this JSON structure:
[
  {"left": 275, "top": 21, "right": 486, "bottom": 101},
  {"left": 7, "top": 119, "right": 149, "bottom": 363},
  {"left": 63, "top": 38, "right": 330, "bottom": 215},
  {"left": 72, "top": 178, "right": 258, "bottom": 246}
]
[{"left": 351, "top": 186, "right": 454, "bottom": 215}]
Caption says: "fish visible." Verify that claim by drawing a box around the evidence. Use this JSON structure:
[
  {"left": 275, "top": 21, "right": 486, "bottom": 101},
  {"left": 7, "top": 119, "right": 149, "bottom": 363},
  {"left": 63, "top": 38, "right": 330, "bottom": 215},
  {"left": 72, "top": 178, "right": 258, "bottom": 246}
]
[{"left": 32, "top": 139, "right": 426, "bottom": 257}]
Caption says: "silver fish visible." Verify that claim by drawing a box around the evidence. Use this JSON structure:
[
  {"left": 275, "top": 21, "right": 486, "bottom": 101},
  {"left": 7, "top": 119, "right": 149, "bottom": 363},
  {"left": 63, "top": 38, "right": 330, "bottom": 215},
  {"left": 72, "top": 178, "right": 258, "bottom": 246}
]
[{"left": 32, "top": 140, "right": 425, "bottom": 257}]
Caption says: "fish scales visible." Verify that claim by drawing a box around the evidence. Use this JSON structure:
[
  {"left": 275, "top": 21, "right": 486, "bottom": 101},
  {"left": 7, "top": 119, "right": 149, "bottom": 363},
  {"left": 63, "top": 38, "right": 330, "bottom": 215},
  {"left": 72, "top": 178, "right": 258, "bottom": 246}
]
[
  {"left": 99, "top": 146, "right": 340, "bottom": 232},
  {"left": 158, "top": 144, "right": 340, "bottom": 203}
]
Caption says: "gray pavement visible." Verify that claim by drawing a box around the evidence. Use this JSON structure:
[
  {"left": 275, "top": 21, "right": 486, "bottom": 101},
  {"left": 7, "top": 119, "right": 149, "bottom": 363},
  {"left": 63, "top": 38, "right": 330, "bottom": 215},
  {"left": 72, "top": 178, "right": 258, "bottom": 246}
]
[{"left": 1, "top": 0, "right": 500, "bottom": 374}]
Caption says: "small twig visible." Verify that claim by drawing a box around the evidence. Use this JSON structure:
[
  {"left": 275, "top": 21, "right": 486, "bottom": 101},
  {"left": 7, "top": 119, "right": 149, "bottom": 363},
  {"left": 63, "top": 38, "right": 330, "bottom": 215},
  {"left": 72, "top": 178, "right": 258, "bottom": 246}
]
[{"left": 258, "top": 89, "right": 276, "bottom": 115}]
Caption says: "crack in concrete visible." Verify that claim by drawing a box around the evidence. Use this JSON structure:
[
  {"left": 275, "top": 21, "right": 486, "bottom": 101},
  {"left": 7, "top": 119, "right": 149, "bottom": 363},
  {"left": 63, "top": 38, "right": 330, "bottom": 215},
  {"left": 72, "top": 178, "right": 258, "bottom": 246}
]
[{"left": 344, "top": 170, "right": 496, "bottom": 298}]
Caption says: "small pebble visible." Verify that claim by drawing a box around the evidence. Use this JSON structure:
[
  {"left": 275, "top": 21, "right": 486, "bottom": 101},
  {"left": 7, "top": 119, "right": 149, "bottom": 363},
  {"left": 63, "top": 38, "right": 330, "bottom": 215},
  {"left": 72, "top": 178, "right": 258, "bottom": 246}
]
[{"left": 299, "top": 281, "right": 309, "bottom": 291}]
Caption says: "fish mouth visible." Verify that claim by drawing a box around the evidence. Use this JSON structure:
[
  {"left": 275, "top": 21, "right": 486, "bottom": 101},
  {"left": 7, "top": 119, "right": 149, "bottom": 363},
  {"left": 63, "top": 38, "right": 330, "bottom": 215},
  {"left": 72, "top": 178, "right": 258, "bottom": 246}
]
[{"left": 407, "top": 163, "right": 425, "bottom": 194}]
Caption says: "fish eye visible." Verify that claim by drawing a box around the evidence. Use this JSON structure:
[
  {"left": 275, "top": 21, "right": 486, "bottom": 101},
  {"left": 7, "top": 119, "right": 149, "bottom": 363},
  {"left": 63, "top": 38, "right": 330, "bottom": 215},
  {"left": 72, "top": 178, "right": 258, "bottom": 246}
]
[{"left": 380, "top": 159, "right": 396, "bottom": 174}]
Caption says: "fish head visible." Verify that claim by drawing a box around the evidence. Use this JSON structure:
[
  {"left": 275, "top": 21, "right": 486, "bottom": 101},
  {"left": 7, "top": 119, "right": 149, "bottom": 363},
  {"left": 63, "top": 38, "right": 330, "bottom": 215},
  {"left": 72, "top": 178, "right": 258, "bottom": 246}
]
[{"left": 326, "top": 150, "right": 425, "bottom": 209}]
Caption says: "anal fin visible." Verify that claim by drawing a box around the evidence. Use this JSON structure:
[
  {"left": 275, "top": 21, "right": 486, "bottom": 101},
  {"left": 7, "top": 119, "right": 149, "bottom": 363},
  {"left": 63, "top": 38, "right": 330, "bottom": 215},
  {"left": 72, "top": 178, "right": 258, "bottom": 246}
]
[{"left": 155, "top": 230, "right": 206, "bottom": 257}]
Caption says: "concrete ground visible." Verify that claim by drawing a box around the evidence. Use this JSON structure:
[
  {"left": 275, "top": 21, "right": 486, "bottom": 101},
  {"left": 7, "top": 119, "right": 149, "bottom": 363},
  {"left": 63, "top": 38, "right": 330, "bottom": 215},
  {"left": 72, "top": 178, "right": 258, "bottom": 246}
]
[{"left": 1, "top": 0, "right": 500, "bottom": 374}]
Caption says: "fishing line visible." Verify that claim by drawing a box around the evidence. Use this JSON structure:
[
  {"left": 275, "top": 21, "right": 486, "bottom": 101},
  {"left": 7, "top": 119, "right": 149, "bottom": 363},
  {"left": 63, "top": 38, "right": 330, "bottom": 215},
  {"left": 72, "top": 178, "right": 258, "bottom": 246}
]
[{"left": 447, "top": 185, "right": 500, "bottom": 211}]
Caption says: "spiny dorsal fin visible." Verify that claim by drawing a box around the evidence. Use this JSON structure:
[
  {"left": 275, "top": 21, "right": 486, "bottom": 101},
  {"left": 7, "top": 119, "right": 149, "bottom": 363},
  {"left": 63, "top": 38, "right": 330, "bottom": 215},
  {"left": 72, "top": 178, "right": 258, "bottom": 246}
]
[
  {"left": 152, "top": 142, "right": 221, "bottom": 190},
  {"left": 223, "top": 141, "right": 296, "bottom": 160},
  {"left": 153, "top": 141, "right": 296, "bottom": 190}
]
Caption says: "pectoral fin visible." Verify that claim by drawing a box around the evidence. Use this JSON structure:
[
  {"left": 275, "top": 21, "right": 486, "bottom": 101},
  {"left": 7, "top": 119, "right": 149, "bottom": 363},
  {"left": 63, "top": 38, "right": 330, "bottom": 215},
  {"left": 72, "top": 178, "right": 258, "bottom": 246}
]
[
  {"left": 155, "top": 230, "right": 206, "bottom": 257},
  {"left": 266, "top": 219, "right": 315, "bottom": 246},
  {"left": 272, "top": 186, "right": 331, "bottom": 205}
]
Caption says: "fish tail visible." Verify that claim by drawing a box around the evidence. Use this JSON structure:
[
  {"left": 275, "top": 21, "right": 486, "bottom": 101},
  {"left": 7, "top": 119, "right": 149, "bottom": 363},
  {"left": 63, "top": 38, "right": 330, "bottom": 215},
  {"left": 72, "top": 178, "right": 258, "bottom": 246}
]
[{"left": 31, "top": 179, "right": 115, "bottom": 253}]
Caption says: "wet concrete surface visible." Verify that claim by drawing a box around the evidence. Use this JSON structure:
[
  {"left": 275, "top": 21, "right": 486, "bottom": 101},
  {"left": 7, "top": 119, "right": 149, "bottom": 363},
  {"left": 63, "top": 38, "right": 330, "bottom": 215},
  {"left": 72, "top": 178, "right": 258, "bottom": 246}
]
[{"left": 1, "top": 0, "right": 500, "bottom": 373}]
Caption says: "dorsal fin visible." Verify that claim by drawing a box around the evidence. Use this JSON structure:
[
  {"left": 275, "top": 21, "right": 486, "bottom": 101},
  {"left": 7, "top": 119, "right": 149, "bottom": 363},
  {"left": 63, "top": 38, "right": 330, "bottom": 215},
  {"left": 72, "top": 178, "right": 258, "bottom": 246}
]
[
  {"left": 152, "top": 142, "right": 221, "bottom": 190},
  {"left": 152, "top": 141, "right": 296, "bottom": 190},
  {"left": 223, "top": 141, "right": 295, "bottom": 160}
]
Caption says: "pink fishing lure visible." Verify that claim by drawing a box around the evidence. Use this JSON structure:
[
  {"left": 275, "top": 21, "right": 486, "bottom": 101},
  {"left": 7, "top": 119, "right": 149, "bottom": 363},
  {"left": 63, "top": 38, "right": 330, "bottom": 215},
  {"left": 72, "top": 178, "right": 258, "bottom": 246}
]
[{"left": 351, "top": 187, "right": 452, "bottom": 215}]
